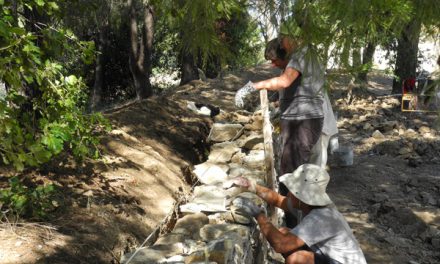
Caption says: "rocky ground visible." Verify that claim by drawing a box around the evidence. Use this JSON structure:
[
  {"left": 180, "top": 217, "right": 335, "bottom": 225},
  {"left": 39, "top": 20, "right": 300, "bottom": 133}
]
[
  {"left": 327, "top": 74, "right": 440, "bottom": 264},
  {"left": 0, "top": 64, "right": 439, "bottom": 264}
]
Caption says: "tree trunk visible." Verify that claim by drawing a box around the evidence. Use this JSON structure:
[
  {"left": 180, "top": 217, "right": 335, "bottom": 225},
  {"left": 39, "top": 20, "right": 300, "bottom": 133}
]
[
  {"left": 352, "top": 48, "right": 362, "bottom": 70},
  {"left": 128, "top": 0, "right": 153, "bottom": 100},
  {"left": 91, "top": 23, "right": 108, "bottom": 110},
  {"left": 143, "top": 5, "right": 154, "bottom": 91},
  {"left": 203, "top": 55, "right": 221, "bottom": 79},
  {"left": 180, "top": 52, "right": 199, "bottom": 85},
  {"left": 392, "top": 19, "right": 422, "bottom": 94},
  {"left": 357, "top": 42, "right": 376, "bottom": 83}
]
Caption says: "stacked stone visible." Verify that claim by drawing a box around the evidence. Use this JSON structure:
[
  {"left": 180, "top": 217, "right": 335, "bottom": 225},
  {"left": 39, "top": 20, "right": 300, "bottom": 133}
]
[
  {"left": 122, "top": 110, "right": 273, "bottom": 264},
  {"left": 334, "top": 96, "right": 440, "bottom": 166}
]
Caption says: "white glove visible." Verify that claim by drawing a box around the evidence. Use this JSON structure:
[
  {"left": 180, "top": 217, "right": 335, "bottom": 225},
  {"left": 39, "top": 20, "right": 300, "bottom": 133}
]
[{"left": 235, "top": 81, "right": 256, "bottom": 108}]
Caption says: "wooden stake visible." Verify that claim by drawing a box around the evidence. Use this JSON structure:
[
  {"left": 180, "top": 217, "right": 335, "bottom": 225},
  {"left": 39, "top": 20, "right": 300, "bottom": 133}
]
[{"left": 260, "top": 89, "right": 277, "bottom": 222}]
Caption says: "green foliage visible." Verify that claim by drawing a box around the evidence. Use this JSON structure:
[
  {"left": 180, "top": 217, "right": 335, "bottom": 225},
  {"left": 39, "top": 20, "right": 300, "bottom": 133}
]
[
  {"left": 0, "top": 0, "right": 109, "bottom": 171},
  {"left": 60, "top": 0, "right": 135, "bottom": 103},
  {"left": 153, "top": 0, "right": 264, "bottom": 78},
  {"left": 152, "top": 16, "right": 180, "bottom": 72},
  {"left": 156, "top": 0, "right": 243, "bottom": 67},
  {"left": 218, "top": 5, "right": 265, "bottom": 70},
  {"left": 0, "top": 177, "right": 57, "bottom": 219},
  {"left": 278, "top": 0, "right": 413, "bottom": 68}
]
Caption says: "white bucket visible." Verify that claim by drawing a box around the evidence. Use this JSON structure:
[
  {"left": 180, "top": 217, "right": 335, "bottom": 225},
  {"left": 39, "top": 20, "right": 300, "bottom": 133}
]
[
  {"left": 332, "top": 145, "right": 353, "bottom": 167},
  {"left": 328, "top": 136, "right": 339, "bottom": 154}
]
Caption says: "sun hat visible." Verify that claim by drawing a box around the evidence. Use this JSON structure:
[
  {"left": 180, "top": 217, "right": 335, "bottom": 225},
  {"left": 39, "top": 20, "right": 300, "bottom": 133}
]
[{"left": 279, "top": 164, "right": 332, "bottom": 206}]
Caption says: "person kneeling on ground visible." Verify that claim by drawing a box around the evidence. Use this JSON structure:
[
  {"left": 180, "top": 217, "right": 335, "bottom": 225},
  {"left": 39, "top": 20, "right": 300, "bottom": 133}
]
[{"left": 228, "top": 164, "right": 367, "bottom": 264}]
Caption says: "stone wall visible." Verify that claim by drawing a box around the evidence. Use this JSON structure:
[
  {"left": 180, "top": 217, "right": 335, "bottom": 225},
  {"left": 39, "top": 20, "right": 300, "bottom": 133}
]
[{"left": 121, "top": 110, "right": 277, "bottom": 264}]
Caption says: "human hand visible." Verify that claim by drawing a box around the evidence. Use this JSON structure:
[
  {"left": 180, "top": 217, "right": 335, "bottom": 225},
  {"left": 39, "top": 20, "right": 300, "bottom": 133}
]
[
  {"left": 235, "top": 81, "right": 256, "bottom": 108},
  {"left": 232, "top": 197, "right": 265, "bottom": 218},
  {"left": 222, "top": 176, "right": 257, "bottom": 193}
]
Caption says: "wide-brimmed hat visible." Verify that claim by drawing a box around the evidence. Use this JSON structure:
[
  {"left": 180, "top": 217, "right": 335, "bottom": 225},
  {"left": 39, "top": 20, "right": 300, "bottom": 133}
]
[{"left": 279, "top": 164, "right": 332, "bottom": 206}]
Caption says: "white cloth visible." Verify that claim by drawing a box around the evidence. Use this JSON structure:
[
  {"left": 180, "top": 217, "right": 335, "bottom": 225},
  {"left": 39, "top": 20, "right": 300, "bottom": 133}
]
[
  {"left": 291, "top": 205, "right": 367, "bottom": 264},
  {"left": 321, "top": 93, "right": 338, "bottom": 136},
  {"left": 309, "top": 93, "right": 337, "bottom": 168},
  {"left": 309, "top": 134, "right": 331, "bottom": 169}
]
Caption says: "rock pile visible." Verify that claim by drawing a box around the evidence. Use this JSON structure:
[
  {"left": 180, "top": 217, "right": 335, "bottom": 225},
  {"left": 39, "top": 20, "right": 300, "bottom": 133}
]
[
  {"left": 335, "top": 96, "right": 440, "bottom": 166},
  {"left": 122, "top": 110, "right": 275, "bottom": 264},
  {"left": 330, "top": 91, "right": 440, "bottom": 262}
]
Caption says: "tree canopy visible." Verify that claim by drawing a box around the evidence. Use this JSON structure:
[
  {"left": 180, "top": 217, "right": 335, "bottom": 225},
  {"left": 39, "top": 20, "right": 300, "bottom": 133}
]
[
  {"left": 1, "top": 0, "right": 439, "bottom": 171},
  {"left": 0, "top": 0, "right": 106, "bottom": 171}
]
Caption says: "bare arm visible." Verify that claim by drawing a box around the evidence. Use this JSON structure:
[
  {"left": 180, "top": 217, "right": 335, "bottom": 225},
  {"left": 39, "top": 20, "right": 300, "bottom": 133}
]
[
  {"left": 256, "top": 213, "right": 305, "bottom": 253},
  {"left": 254, "top": 67, "right": 300, "bottom": 91},
  {"left": 255, "top": 185, "right": 290, "bottom": 212}
]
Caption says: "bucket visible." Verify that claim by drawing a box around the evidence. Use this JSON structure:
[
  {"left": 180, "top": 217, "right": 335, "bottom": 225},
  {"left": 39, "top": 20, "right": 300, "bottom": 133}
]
[
  {"left": 328, "top": 136, "right": 339, "bottom": 154},
  {"left": 332, "top": 145, "right": 353, "bottom": 167}
]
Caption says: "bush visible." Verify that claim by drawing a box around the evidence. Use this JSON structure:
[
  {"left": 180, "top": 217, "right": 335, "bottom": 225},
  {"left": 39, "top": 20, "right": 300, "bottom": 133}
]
[
  {"left": 0, "top": 177, "right": 57, "bottom": 219},
  {"left": 0, "top": 1, "right": 109, "bottom": 171}
]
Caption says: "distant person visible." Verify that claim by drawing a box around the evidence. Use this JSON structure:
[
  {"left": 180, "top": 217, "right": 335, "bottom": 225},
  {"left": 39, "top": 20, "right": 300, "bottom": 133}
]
[
  {"left": 234, "top": 35, "right": 325, "bottom": 221},
  {"left": 263, "top": 39, "right": 338, "bottom": 169},
  {"left": 228, "top": 164, "right": 368, "bottom": 264},
  {"left": 420, "top": 55, "right": 440, "bottom": 105}
]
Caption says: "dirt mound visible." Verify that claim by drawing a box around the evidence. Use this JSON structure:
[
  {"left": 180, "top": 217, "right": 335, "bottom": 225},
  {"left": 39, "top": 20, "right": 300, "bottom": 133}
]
[
  {"left": 0, "top": 93, "right": 211, "bottom": 263},
  {"left": 0, "top": 65, "right": 278, "bottom": 263}
]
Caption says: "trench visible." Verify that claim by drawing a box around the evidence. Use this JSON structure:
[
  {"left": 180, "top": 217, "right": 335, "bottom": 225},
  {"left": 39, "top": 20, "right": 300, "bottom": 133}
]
[{"left": 120, "top": 109, "right": 280, "bottom": 264}]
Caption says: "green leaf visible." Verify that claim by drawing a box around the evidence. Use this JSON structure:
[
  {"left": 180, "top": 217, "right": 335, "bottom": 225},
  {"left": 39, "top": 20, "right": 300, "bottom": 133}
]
[
  {"left": 18, "top": 153, "right": 27, "bottom": 162},
  {"left": 24, "top": 3, "right": 33, "bottom": 10},
  {"left": 65, "top": 75, "right": 77, "bottom": 85},
  {"left": 0, "top": 0, "right": 4, "bottom": 5},
  {"left": 12, "top": 195, "right": 27, "bottom": 210},
  {"left": 30, "top": 145, "right": 52, "bottom": 164},
  {"left": 9, "top": 177, "right": 20, "bottom": 187},
  {"left": 48, "top": 2, "right": 59, "bottom": 10},
  {"left": 50, "top": 126, "right": 70, "bottom": 141},
  {"left": 35, "top": 0, "right": 45, "bottom": 7},
  {"left": 23, "top": 74, "right": 34, "bottom": 84},
  {"left": 42, "top": 134, "right": 63, "bottom": 153},
  {"left": 12, "top": 158, "right": 24, "bottom": 171},
  {"left": 34, "top": 150, "right": 52, "bottom": 163},
  {"left": 9, "top": 27, "right": 26, "bottom": 35},
  {"left": 1, "top": 155, "right": 9, "bottom": 165},
  {"left": 45, "top": 184, "right": 55, "bottom": 193},
  {"left": 26, "top": 156, "right": 38, "bottom": 167},
  {"left": 4, "top": 120, "right": 13, "bottom": 134}
]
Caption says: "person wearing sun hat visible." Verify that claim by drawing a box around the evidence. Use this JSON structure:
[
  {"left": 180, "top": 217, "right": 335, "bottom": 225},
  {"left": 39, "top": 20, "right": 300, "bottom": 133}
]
[{"left": 227, "top": 164, "right": 367, "bottom": 264}]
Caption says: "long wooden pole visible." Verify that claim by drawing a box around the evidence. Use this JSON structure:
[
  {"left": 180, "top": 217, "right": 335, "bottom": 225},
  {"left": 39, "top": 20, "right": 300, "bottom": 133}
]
[{"left": 259, "top": 89, "right": 277, "bottom": 222}]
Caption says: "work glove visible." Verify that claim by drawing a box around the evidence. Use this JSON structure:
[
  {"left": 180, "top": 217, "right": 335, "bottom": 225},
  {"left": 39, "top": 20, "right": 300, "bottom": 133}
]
[
  {"left": 235, "top": 81, "right": 256, "bottom": 108},
  {"left": 223, "top": 176, "right": 257, "bottom": 193},
  {"left": 232, "top": 197, "right": 265, "bottom": 218}
]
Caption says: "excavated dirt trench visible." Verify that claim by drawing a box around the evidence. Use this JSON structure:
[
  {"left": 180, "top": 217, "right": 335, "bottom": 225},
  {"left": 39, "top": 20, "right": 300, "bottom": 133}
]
[{"left": 1, "top": 66, "right": 439, "bottom": 264}]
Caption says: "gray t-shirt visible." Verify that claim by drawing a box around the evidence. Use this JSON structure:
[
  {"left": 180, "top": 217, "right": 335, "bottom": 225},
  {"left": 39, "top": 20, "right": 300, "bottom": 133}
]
[
  {"left": 279, "top": 46, "right": 324, "bottom": 120},
  {"left": 291, "top": 205, "right": 367, "bottom": 264}
]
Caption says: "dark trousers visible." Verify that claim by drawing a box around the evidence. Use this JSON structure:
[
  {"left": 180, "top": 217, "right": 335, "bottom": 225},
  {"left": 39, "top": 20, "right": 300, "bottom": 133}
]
[{"left": 278, "top": 117, "right": 323, "bottom": 227}]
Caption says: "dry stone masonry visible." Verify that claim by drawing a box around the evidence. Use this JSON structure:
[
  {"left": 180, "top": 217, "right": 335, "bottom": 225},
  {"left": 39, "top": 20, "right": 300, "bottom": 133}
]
[{"left": 122, "top": 110, "right": 275, "bottom": 264}]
